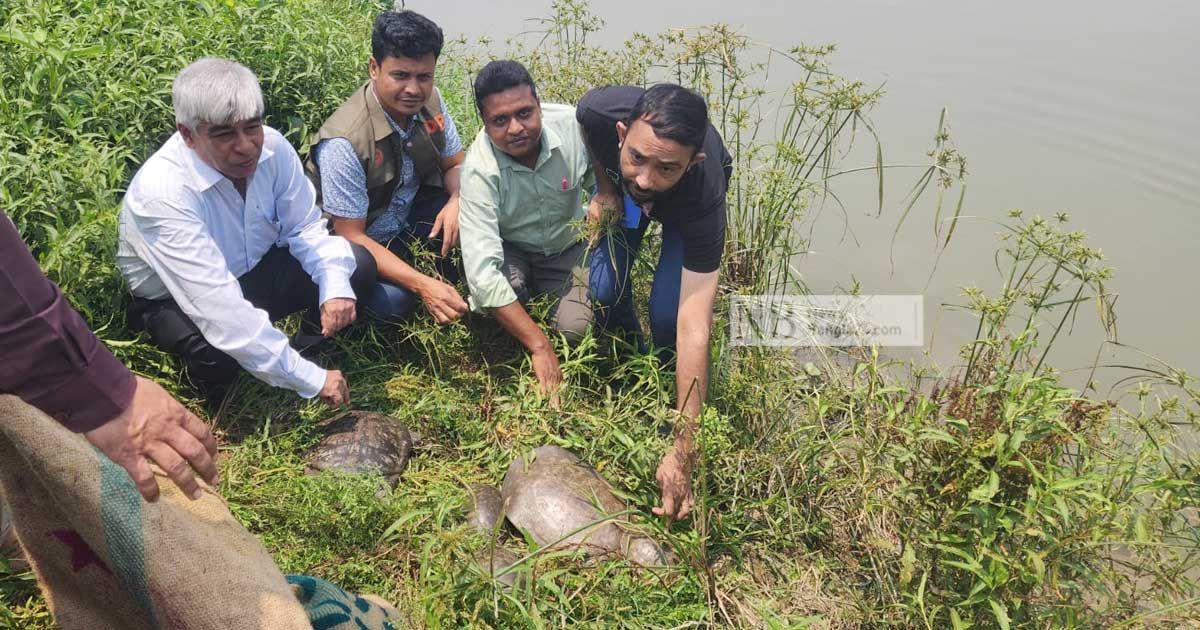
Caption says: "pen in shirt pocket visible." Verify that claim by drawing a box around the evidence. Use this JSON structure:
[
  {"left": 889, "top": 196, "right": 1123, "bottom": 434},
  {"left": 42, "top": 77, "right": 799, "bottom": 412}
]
[{"left": 561, "top": 177, "right": 569, "bottom": 191}]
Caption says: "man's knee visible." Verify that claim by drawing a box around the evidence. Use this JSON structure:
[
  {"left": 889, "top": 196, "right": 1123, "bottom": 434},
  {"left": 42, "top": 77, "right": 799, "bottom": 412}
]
[
  {"left": 348, "top": 242, "right": 378, "bottom": 299},
  {"left": 551, "top": 305, "right": 592, "bottom": 343},
  {"left": 551, "top": 283, "right": 593, "bottom": 343},
  {"left": 135, "top": 300, "right": 237, "bottom": 393},
  {"left": 587, "top": 249, "right": 628, "bottom": 308},
  {"left": 588, "top": 271, "right": 621, "bottom": 307},
  {"left": 648, "top": 302, "right": 677, "bottom": 349},
  {"left": 364, "top": 282, "right": 419, "bottom": 321},
  {"left": 506, "top": 274, "right": 531, "bottom": 305},
  {"left": 176, "top": 333, "right": 239, "bottom": 395}
]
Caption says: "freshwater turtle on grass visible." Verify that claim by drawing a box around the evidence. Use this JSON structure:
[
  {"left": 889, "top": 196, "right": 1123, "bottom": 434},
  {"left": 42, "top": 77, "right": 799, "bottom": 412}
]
[
  {"left": 304, "top": 410, "right": 415, "bottom": 489},
  {"left": 467, "top": 483, "right": 506, "bottom": 534},
  {"left": 465, "top": 484, "right": 525, "bottom": 587},
  {"left": 469, "top": 445, "right": 670, "bottom": 574}
]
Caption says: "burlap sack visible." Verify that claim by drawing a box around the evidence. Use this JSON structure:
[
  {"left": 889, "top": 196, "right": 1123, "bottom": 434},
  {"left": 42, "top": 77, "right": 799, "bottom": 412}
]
[
  {"left": 1, "top": 489, "right": 24, "bottom": 571},
  {"left": 286, "top": 574, "right": 401, "bottom": 629},
  {"left": 0, "top": 490, "right": 12, "bottom": 549},
  {"left": 0, "top": 394, "right": 312, "bottom": 629}
]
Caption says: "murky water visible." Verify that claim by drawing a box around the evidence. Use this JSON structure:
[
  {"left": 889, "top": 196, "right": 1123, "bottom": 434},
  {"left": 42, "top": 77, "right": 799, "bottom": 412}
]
[{"left": 411, "top": 0, "right": 1200, "bottom": 386}]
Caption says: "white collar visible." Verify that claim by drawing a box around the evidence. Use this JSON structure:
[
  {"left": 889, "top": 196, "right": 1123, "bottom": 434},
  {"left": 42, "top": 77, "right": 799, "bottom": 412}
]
[{"left": 178, "top": 131, "right": 275, "bottom": 191}]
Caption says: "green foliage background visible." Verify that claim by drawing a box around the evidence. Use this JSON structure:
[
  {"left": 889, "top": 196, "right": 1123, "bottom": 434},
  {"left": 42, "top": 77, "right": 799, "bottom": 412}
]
[
  {"left": 0, "top": 0, "right": 385, "bottom": 322},
  {"left": 3, "top": 1, "right": 1198, "bottom": 628}
]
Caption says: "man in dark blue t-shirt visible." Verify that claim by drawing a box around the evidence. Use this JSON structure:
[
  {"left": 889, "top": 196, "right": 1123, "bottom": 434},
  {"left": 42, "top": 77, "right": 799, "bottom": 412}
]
[{"left": 577, "top": 83, "right": 733, "bottom": 522}]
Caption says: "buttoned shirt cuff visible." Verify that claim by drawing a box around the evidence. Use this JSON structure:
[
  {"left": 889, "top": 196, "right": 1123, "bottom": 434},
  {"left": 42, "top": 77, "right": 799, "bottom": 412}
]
[
  {"left": 316, "top": 272, "right": 357, "bottom": 306},
  {"left": 291, "top": 358, "right": 328, "bottom": 399},
  {"left": 50, "top": 349, "right": 138, "bottom": 433},
  {"left": 467, "top": 271, "right": 519, "bottom": 313}
]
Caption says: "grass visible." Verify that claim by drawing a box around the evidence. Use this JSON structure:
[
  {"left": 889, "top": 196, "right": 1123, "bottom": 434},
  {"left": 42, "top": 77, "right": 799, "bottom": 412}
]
[{"left": 3, "top": 0, "right": 1199, "bottom": 628}]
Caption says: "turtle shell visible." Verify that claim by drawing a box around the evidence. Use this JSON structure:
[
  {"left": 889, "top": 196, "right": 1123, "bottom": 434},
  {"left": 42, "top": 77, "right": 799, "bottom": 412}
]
[
  {"left": 474, "top": 545, "right": 526, "bottom": 589},
  {"left": 499, "top": 445, "right": 671, "bottom": 566},
  {"left": 467, "top": 483, "right": 505, "bottom": 535},
  {"left": 305, "top": 410, "right": 414, "bottom": 487},
  {"left": 500, "top": 446, "right": 625, "bottom": 554}
]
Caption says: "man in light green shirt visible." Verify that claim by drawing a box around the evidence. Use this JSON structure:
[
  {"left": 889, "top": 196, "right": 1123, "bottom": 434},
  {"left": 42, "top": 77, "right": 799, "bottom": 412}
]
[{"left": 459, "top": 60, "right": 595, "bottom": 402}]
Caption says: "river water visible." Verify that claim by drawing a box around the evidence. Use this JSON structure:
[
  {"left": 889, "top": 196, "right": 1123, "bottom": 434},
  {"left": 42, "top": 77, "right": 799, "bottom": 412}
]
[{"left": 410, "top": 0, "right": 1200, "bottom": 388}]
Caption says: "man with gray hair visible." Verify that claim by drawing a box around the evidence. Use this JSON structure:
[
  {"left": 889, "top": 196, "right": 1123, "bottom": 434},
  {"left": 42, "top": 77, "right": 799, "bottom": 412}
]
[{"left": 118, "top": 58, "right": 377, "bottom": 405}]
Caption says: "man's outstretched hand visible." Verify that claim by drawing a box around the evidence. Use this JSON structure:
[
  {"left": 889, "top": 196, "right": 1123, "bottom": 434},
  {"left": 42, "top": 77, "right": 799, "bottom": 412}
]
[
  {"left": 430, "top": 197, "right": 462, "bottom": 257},
  {"left": 319, "top": 369, "right": 351, "bottom": 407},
  {"left": 84, "top": 376, "right": 219, "bottom": 502},
  {"left": 418, "top": 277, "right": 469, "bottom": 325},
  {"left": 653, "top": 441, "right": 696, "bottom": 521},
  {"left": 531, "top": 347, "right": 563, "bottom": 410}
]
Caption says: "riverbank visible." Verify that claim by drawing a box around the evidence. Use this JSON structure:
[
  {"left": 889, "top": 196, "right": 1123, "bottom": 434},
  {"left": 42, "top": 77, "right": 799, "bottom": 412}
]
[{"left": 2, "top": 1, "right": 1197, "bottom": 627}]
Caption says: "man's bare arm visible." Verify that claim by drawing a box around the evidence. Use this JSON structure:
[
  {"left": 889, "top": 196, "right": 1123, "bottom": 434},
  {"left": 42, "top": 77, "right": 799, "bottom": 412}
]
[
  {"left": 586, "top": 153, "right": 621, "bottom": 226},
  {"left": 440, "top": 152, "right": 465, "bottom": 192},
  {"left": 431, "top": 152, "right": 466, "bottom": 256},
  {"left": 492, "top": 300, "right": 562, "bottom": 405},
  {"left": 675, "top": 268, "right": 719, "bottom": 422},
  {"left": 653, "top": 267, "right": 719, "bottom": 520}
]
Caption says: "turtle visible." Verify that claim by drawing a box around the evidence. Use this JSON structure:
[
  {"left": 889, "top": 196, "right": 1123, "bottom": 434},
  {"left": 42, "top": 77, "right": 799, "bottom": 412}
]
[
  {"left": 466, "top": 483, "right": 506, "bottom": 535},
  {"left": 468, "top": 445, "right": 671, "bottom": 573},
  {"left": 465, "top": 484, "right": 525, "bottom": 588},
  {"left": 304, "top": 410, "right": 416, "bottom": 489}
]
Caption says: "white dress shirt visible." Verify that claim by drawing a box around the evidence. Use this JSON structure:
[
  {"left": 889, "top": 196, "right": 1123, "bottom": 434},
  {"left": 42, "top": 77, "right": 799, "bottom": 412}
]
[{"left": 117, "top": 126, "right": 356, "bottom": 398}]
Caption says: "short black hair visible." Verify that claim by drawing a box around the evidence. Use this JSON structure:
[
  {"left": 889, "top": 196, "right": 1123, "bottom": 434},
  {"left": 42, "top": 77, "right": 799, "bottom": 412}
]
[
  {"left": 371, "top": 10, "right": 444, "bottom": 62},
  {"left": 473, "top": 60, "right": 538, "bottom": 115},
  {"left": 626, "top": 83, "right": 709, "bottom": 150}
]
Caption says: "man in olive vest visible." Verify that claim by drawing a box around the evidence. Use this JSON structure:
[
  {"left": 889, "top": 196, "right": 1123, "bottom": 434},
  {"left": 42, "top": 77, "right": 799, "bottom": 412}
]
[{"left": 305, "top": 9, "right": 469, "bottom": 324}]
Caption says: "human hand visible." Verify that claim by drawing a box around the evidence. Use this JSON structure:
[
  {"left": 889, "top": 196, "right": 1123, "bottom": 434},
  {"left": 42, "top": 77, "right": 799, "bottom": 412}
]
[
  {"left": 319, "top": 369, "right": 350, "bottom": 407},
  {"left": 319, "top": 297, "right": 357, "bottom": 337},
  {"left": 418, "top": 277, "right": 468, "bottom": 324},
  {"left": 430, "top": 197, "right": 461, "bottom": 257},
  {"left": 652, "top": 442, "right": 696, "bottom": 520},
  {"left": 531, "top": 347, "right": 563, "bottom": 410},
  {"left": 84, "top": 376, "right": 219, "bottom": 502},
  {"left": 587, "top": 191, "right": 620, "bottom": 225}
]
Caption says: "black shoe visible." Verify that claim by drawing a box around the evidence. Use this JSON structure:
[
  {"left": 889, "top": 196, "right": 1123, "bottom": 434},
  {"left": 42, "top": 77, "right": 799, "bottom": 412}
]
[{"left": 290, "top": 331, "right": 331, "bottom": 359}]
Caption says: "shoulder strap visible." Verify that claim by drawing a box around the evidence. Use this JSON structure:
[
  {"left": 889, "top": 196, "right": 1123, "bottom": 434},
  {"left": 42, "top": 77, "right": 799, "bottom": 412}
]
[{"left": 426, "top": 86, "right": 444, "bottom": 119}]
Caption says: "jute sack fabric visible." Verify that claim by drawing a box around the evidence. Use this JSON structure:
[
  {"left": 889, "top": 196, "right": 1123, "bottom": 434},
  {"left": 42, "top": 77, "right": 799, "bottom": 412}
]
[
  {"left": 1, "top": 488, "right": 26, "bottom": 572},
  {"left": 0, "top": 394, "right": 312, "bottom": 629},
  {"left": 1, "top": 488, "right": 13, "bottom": 549},
  {"left": 286, "top": 574, "right": 401, "bottom": 629},
  {"left": 1, "top": 494, "right": 30, "bottom": 573}
]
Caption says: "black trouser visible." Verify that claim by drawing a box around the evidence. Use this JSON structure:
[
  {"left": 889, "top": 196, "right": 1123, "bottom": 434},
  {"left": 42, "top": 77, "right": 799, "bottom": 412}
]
[
  {"left": 362, "top": 193, "right": 461, "bottom": 320},
  {"left": 127, "top": 243, "right": 376, "bottom": 397}
]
